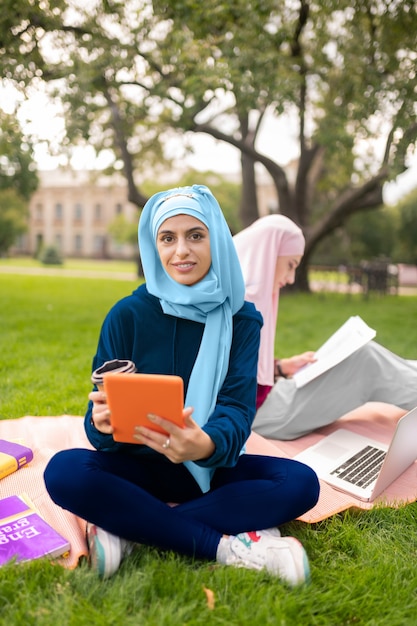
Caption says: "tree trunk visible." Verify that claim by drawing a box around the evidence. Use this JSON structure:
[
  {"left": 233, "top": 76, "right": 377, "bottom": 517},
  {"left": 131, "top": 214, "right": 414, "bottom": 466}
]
[
  {"left": 239, "top": 154, "right": 259, "bottom": 227},
  {"left": 293, "top": 255, "right": 311, "bottom": 292}
]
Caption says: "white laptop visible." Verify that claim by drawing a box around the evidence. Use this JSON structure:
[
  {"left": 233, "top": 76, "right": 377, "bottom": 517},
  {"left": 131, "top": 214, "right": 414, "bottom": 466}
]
[{"left": 294, "top": 406, "right": 417, "bottom": 502}]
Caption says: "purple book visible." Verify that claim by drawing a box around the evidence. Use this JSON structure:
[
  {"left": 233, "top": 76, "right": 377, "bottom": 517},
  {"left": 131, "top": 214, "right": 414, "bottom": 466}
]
[
  {"left": 0, "top": 440, "right": 34, "bottom": 480},
  {"left": 0, "top": 495, "right": 71, "bottom": 566}
]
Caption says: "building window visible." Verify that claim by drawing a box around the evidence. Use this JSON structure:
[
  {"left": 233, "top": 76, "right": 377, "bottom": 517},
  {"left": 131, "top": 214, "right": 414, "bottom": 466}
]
[
  {"left": 74, "top": 234, "right": 83, "bottom": 252},
  {"left": 93, "top": 235, "right": 105, "bottom": 253},
  {"left": 94, "top": 203, "right": 102, "bottom": 221},
  {"left": 55, "top": 234, "right": 62, "bottom": 251},
  {"left": 74, "top": 203, "right": 83, "bottom": 221},
  {"left": 115, "top": 203, "right": 123, "bottom": 215},
  {"left": 55, "top": 203, "right": 63, "bottom": 221},
  {"left": 35, "top": 203, "right": 43, "bottom": 221}
]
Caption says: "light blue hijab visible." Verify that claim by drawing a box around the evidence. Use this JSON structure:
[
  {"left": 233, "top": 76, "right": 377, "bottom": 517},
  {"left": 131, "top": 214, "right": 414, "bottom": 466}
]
[{"left": 138, "top": 184, "right": 245, "bottom": 492}]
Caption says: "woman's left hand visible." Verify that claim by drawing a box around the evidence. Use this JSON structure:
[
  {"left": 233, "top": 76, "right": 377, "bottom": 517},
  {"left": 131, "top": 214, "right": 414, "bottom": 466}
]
[
  {"left": 133, "top": 406, "right": 216, "bottom": 463},
  {"left": 279, "top": 352, "right": 316, "bottom": 377}
]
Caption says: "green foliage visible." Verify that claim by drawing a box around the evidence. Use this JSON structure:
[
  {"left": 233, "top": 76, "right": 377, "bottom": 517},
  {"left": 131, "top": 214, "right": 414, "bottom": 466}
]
[
  {"left": 311, "top": 189, "right": 417, "bottom": 266},
  {"left": 346, "top": 209, "right": 398, "bottom": 262},
  {"left": 312, "top": 206, "right": 400, "bottom": 265},
  {"left": 0, "top": 188, "right": 28, "bottom": 255},
  {"left": 0, "top": 109, "right": 38, "bottom": 254},
  {"left": 108, "top": 214, "right": 139, "bottom": 247},
  {"left": 0, "top": 109, "right": 38, "bottom": 200},
  {"left": 39, "top": 246, "right": 64, "bottom": 266},
  {"left": 0, "top": 0, "right": 68, "bottom": 80}
]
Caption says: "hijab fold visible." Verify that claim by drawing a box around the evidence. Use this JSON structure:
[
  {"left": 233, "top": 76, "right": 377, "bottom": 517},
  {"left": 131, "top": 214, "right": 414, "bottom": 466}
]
[
  {"left": 139, "top": 185, "right": 245, "bottom": 492},
  {"left": 233, "top": 215, "right": 305, "bottom": 387}
]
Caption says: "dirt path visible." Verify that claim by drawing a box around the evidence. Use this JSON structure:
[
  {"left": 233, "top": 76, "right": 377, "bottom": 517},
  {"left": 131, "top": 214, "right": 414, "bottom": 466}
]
[{"left": 0, "top": 265, "right": 138, "bottom": 281}]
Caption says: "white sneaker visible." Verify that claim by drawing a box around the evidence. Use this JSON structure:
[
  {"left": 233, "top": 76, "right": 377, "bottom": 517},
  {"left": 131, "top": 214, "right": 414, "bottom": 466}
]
[
  {"left": 86, "top": 523, "right": 133, "bottom": 579},
  {"left": 257, "top": 527, "right": 281, "bottom": 538},
  {"left": 220, "top": 531, "right": 310, "bottom": 586}
]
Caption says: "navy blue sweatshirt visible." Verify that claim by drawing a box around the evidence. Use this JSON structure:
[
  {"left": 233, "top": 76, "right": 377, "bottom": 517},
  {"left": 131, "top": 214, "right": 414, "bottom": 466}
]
[{"left": 85, "top": 283, "right": 262, "bottom": 471}]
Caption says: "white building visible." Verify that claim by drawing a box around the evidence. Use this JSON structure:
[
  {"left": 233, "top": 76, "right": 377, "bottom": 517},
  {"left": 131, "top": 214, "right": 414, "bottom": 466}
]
[{"left": 15, "top": 169, "right": 138, "bottom": 259}]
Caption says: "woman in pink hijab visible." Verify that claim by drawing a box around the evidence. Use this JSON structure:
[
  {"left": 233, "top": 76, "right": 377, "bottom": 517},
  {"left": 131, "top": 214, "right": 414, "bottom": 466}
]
[{"left": 233, "top": 215, "right": 417, "bottom": 440}]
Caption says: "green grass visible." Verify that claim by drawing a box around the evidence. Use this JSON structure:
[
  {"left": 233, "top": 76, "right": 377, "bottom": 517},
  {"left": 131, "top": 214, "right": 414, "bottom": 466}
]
[
  {"left": 0, "top": 274, "right": 135, "bottom": 419},
  {"left": 275, "top": 289, "right": 417, "bottom": 359},
  {"left": 1, "top": 268, "right": 417, "bottom": 625}
]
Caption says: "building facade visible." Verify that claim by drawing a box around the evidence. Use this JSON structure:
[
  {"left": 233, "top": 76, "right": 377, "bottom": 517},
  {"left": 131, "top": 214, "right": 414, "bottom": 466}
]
[{"left": 15, "top": 169, "right": 138, "bottom": 259}]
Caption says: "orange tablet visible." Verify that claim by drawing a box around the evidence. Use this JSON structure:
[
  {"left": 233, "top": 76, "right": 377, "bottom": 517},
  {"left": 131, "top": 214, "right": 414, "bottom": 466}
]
[{"left": 103, "top": 372, "right": 185, "bottom": 443}]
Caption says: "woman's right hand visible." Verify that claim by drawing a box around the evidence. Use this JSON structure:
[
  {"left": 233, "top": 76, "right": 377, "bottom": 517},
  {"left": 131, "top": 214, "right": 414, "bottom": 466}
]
[
  {"left": 133, "top": 406, "right": 216, "bottom": 463},
  {"left": 89, "top": 390, "right": 114, "bottom": 434}
]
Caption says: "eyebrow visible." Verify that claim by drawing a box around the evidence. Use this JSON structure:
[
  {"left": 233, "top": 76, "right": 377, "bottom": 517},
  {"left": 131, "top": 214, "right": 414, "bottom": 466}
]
[{"left": 158, "top": 226, "right": 208, "bottom": 236}]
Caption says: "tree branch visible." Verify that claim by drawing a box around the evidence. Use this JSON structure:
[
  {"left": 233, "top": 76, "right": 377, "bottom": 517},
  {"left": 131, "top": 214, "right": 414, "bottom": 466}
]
[
  {"left": 307, "top": 170, "right": 387, "bottom": 248},
  {"left": 192, "top": 121, "right": 293, "bottom": 211}
]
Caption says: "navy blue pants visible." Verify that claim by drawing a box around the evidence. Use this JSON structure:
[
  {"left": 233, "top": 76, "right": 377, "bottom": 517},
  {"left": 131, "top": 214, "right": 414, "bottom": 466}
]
[{"left": 44, "top": 450, "right": 319, "bottom": 561}]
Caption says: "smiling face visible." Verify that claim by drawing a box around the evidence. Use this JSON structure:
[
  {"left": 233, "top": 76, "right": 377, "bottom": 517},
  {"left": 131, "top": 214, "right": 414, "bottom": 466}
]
[
  {"left": 156, "top": 214, "right": 211, "bottom": 286},
  {"left": 274, "top": 255, "right": 302, "bottom": 291}
]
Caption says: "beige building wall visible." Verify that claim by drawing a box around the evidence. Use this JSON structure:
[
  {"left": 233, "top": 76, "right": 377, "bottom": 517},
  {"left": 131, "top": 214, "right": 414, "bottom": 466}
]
[{"left": 16, "top": 169, "right": 138, "bottom": 259}]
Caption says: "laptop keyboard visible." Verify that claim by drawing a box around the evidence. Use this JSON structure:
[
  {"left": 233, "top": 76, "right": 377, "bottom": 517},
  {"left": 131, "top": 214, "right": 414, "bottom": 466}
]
[{"left": 330, "top": 445, "right": 386, "bottom": 489}]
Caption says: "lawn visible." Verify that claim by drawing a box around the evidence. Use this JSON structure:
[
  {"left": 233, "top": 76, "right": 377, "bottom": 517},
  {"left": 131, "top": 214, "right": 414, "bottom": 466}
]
[{"left": 1, "top": 269, "right": 417, "bottom": 625}]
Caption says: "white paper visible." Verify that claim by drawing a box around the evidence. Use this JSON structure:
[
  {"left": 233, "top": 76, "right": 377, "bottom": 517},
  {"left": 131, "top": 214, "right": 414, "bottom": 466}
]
[{"left": 292, "top": 315, "right": 376, "bottom": 388}]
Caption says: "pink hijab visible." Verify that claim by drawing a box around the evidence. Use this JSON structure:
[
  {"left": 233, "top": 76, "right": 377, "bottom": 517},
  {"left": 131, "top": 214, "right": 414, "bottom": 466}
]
[{"left": 233, "top": 215, "right": 305, "bottom": 386}]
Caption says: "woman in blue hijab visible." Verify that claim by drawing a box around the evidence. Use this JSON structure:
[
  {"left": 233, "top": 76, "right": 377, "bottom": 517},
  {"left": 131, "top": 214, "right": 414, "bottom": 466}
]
[{"left": 44, "top": 185, "right": 319, "bottom": 586}]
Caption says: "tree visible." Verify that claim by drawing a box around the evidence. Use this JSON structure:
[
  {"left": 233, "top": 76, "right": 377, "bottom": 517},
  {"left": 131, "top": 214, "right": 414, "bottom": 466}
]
[
  {"left": 0, "top": 188, "right": 28, "bottom": 255},
  {"left": 2, "top": 1, "right": 417, "bottom": 288},
  {"left": 154, "top": 1, "right": 417, "bottom": 287},
  {"left": 0, "top": 109, "right": 38, "bottom": 253},
  {"left": 0, "top": 110, "right": 38, "bottom": 201}
]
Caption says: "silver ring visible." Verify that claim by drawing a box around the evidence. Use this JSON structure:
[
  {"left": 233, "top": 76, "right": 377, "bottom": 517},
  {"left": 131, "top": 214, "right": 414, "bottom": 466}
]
[{"left": 162, "top": 437, "right": 171, "bottom": 449}]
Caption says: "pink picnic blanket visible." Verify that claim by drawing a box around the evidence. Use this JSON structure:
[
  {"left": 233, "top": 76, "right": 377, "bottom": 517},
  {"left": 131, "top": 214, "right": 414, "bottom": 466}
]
[
  {"left": 247, "top": 403, "right": 417, "bottom": 522},
  {"left": 1, "top": 408, "right": 416, "bottom": 569}
]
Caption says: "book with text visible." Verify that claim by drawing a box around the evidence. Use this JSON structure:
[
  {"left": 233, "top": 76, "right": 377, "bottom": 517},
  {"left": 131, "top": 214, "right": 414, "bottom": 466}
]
[
  {"left": 292, "top": 315, "right": 376, "bottom": 388},
  {"left": 0, "top": 494, "right": 71, "bottom": 566},
  {"left": 0, "top": 439, "right": 33, "bottom": 480}
]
